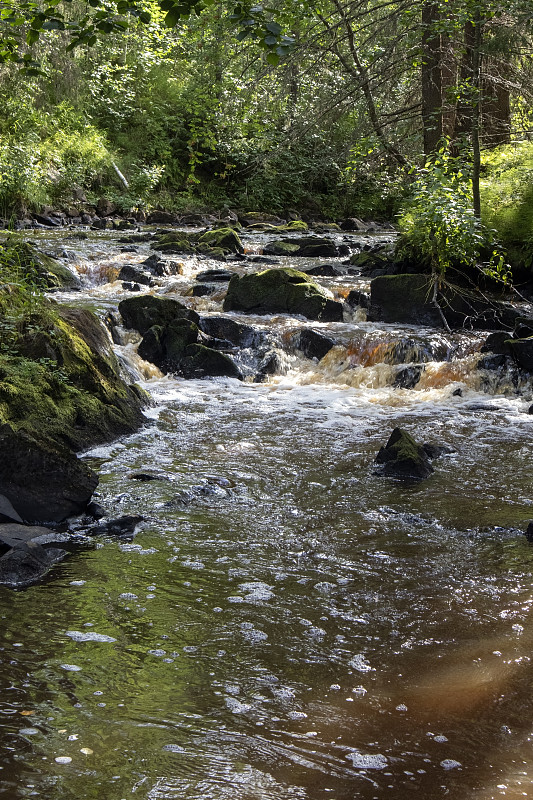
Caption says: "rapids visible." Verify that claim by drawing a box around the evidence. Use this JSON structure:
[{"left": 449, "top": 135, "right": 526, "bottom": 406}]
[{"left": 0, "top": 227, "right": 532, "bottom": 800}]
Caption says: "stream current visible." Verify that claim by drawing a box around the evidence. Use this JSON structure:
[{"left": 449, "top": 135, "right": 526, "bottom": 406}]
[{"left": 1, "top": 227, "right": 533, "bottom": 800}]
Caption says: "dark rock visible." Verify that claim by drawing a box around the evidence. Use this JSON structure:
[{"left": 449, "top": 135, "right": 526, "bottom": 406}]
[
  {"left": 305, "top": 263, "right": 345, "bottom": 277},
  {"left": 370, "top": 274, "right": 522, "bottom": 330},
  {"left": 453, "top": 388, "right": 463, "bottom": 397},
  {"left": 93, "top": 515, "right": 143, "bottom": 538},
  {"left": 247, "top": 255, "right": 279, "bottom": 265},
  {"left": 33, "top": 213, "right": 61, "bottom": 227},
  {"left": 509, "top": 338, "right": 533, "bottom": 372},
  {"left": 180, "top": 213, "right": 218, "bottom": 226},
  {"left": 80, "top": 213, "right": 93, "bottom": 225},
  {"left": 254, "top": 350, "right": 286, "bottom": 382},
  {"left": 196, "top": 269, "right": 234, "bottom": 282},
  {"left": 128, "top": 471, "right": 171, "bottom": 481},
  {"left": 198, "top": 316, "right": 265, "bottom": 348},
  {"left": 91, "top": 217, "right": 109, "bottom": 230},
  {"left": 122, "top": 282, "right": 142, "bottom": 292},
  {"left": 298, "top": 329, "right": 336, "bottom": 361},
  {"left": 119, "top": 295, "right": 199, "bottom": 335},
  {"left": 180, "top": 344, "right": 243, "bottom": 380},
  {"left": 393, "top": 365, "right": 424, "bottom": 389},
  {"left": 0, "top": 425, "right": 98, "bottom": 523},
  {"left": 263, "top": 240, "right": 301, "bottom": 256},
  {"left": 238, "top": 212, "right": 286, "bottom": 227},
  {"left": 0, "top": 494, "right": 23, "bottom": 524},
  {"left": 340, "top": 217, "right": 368, "bottom": 231},
  {"left": 97, "top": 197, "right": 117, "bottom": 217},
  {"left": 223, "top": 268, "right": 343, "bottom": 322},
  {"left": 120, "top": 246, "right": 139, "bottom": 253},
  {"left": 478, "top": 353, "right": 513, "bottom": 371},
  {"left": 192, "top": 284, "right": 217, "bottom": 297},
  {"left": 290, "top": 236, "right": 338, "bottom": 258},
  {"left": 346, "top": 290, "right": 370, "bottom": 309},
  {"left": 117, "top": 264, "right": 154, "bottom": 286},
  {"left": 480, "top": 331, "right": 513, "bottom": 355},
  {"left": 375, "top": 427, "right": 434, "bottom": 480},
  {"left": 86, "top": 501, "right": 106, "bottom": 520},
  {"left": 524, "top": 521, "right": 533, "bottom": 541},
  {"left": 423, "top": 443, "right": 455, "bottom": 459},
  {"left": 146, "top": 210, "right": 176, "bottom": 224},
  {"left": 0, "top": 523, "right": 70, "bottom": 587}
]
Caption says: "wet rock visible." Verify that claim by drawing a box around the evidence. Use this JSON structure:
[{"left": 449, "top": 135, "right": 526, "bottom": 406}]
[
  {"left": 140, "top": 255, "right": 182, "bottom": 277},
  {"left": 254, "top": 350, "right": 286, "bottom": 382},
  {"left": 298, "top": 329, "right": 336, "bottom": 361},
  {"left": 117, "top": 264, "right": 154, "bottom": 286},
  {"left": 524, "top": 522, "right": 533, "bottom": 541},
  {"left": 198, "top": 316, "right": 265, "bottom": 349},
  {"left": 0, "top": 523, "right": 69, "bottom": 587},
  {"left": 346, "top": 290, "right": 370, "bottom": 309},
  {"left": 508, "top": 338, "right": 533, "bottom": 372},
  {"left": 196, "top": 269, "right": 234, "bottom": 282},
  {"left": 393, "top": 365, "right": 424, "bottom": 389},
  {"left": 129, "top": 471, "right": 172, "bottom": 481},
  {"left": 375, "top": 428, "right": 434, "bottom": 480},
  {"left": 223, "top": 268, "right": 343, "bottom": 322},
  {"left": 119, "top": 295, "right": 199, "bottom": 335},
  {"left": 238, "top": 212, "right": 286, "bottom": 227},
  {"left": 2, "top": 242, "right": 81, "bottom": 290},
  {"left": 0, "top": 425, "right": 98, "bottom": 523},
  {"left": 32, "top": 213, "right": 61, "bottom": 227},
  {"left": 340, "top": 217, "right": 368, "bottom": 232},
  {"left": 304, "top": 263, "right": 345, "bottom": 277},
  {"left": 480, "top": 331, "right": 513, "bottom": 355},
  {"left": 92, "top": 515, "right": 143, "bottom": 538},
  {"left": 86, "top": 501, "right": 106, "bottom": 520},
  {"left": 263, "top": 241, "right": 301, "bottom": 256},
  {"left": 370, "top": 274, "right": 521, "bottom": 330},
  {"left": 422, "top": 443, "right": 455, "bottom": 459},
  {"left": 192, "top": 284, "right": 217, "bottom": 297},
  {"left": 138, "top": 319, "right": 243, "bottom": 380},
  {"left": 122, "top": 282, "right": 142, "bottom": 292},
  {"left": 198, "top": 227, "right": 244, "bottom": 254},
  {"left": 478, "top": 353, "right": 513, "bottom": 371},
  {"left": 247, "top": 255, "right": 279, "bottom": 265}
]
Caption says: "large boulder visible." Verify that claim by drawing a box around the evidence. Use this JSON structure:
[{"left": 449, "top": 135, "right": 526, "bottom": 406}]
[
  {"left": 198, "top": 227, "right": 244, "bottom": 254},
  {"left": 508, "top": 338, "right": 533, "bottom": 372},
  {"left": 1, "top": 241, "right": 81, "bottom": 290},
  {"left": 0, "top": 523, "right": 70, "bottom": 587},
  {"left": 263, "top": 237, "right": 337, "bottom": 258},
  {"left": 297, "top": 329, "right": 336, "bottom": 361},
  {"left": 119, "top": 295, "right": 199, "bottom": 334},
  {"left": 375, "top": 428, "right": 434, "bottom": 480},
  {"left": 223, "top": 268, "right": 343, "bottom": 321},
  {"left": 138, "top": 319, "right": 243, "bottom": 380},
  {"left": 370, "top": 274, "right": 521, "bottom": 330},
  {"left": 0, "top": 426, "right": 98, "bottom": 523}
]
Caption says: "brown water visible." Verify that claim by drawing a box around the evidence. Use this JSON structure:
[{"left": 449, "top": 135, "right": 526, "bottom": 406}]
[{"left": 1, "top": 228, "right": 533, "bottom": 800}]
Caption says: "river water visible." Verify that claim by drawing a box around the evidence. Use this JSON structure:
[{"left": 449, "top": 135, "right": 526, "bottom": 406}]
[{"left": 1, "top": 228, "right": 533, "bottom": 800}]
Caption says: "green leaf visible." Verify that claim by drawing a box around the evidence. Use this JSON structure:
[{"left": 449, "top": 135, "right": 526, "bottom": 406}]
[
  {"left": 266, "top": 51, "right": 279, "bottom": 65},
  {"left": 264, "top": 34, "right": 277, "bottom": 45},
  {"left": 164, "top": 7, "right": 181, "bottom": 26},
  {"left": 139, "top": 11, "right": 151, "bottom": 23},
  {"left": 265, "top": 20, "right": 281, "bottom": 35},
  {"left": 42, "top": 18, "right": 65, "bottom": 29},
  {"left": 26, "top": 28, "right": 40, "bottom": 44}
]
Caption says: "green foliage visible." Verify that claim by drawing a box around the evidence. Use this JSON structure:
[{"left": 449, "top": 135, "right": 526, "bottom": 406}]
[
  {"left": 480, "top": 141, "right": 533, "bottom": 243},
  {"left": 398, "top": 144, "right": 503, "bottom": 279}
]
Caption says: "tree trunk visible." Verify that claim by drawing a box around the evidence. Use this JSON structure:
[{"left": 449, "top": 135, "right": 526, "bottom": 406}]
[{"left": 421, "top": 2, "right": 443, "bottom": 155}]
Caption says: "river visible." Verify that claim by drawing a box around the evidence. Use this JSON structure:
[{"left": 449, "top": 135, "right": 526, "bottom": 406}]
[{"left": 1, "top": 227, "right": 532, "bottom": 800}]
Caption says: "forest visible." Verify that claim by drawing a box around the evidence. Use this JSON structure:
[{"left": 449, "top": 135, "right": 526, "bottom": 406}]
[
  {"left": 0, "top": 0, "right": 532, "bottom": 268},
  {"left": 2, "top": 3, "right": 533, "bottom": 800}
]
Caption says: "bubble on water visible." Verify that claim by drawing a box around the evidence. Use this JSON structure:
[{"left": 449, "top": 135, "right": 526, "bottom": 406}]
[
  {"left": 440, "top": 759, "right": 462, "bottom": 770},
  {"left": 241, "top": 628, "right": 268, "bottom": 644},
  {"left": 330, "top": 684, "right": 341, "bottom": 691},
  {"left": 147, "top": 585, "right": 156, "bottom": 591},
  {"left": 182, "top": 560, "right": 205, "bottom": 570},
  {"left": 163, "top": 744, "right": 186, "bottom": 753},
  {"left": 434, "top": 735, "right": 449, "bottom": 743},
  {"left": 287, "top": 711, "right": 308, "bottom": 720},
  {"left": 213, "top": 607, "right": 223, "bottom": 613},
  {"left": 349, "top": 654, "right": 374, "bottom": 673},
  {"left": 80, "top": 748, "right": 93, "bottom": 755},
  {"left": 68, "top": 735, "right": 79, "bottom": 741},
  {"left": 238, "top": 582, "right": 274, "bottom": 603},
  {"left": 54, "top": 756, "right": 72, "bottom": 764},
  {"left": 60, "top": 664, "right": 82, "bottom": 672},
  {"left": 396, "top": 703, "right": 408, "bottom": 711},
  {"left": 183, "top": 646, "right": 198, "bottom": 653},
  {"left": 225, "top": 697, "right": 252, "bottom": 714},
  {"left": 118, "top": 593, "right": 138, "bottom": 600},
  {"left": 148, "top": 649, "right": 167, "bottom": 657},
  {"left": 69, "top": 581, "right": 86, "bottom": 586},
  {"left": 228, "top": 596, "right": 244, "bottom": 603},
  {"left": 314, "top": 582, "right": 336, "bottom": 594},
  {"left": 65, "top": 631, "right": 117, "bottom": 643},
  {"left": 146, "top": 593, "right": 156, "bottom": 599},
  {"left": 19, "top": 728, "right": 39, "bottom": 736},
  {"left": 348, "top": 752, "right": 388, "bottom": 770}
]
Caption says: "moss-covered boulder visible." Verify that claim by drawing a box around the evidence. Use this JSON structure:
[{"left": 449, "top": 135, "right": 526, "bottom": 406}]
[
  {"left": 198, "top": 227, "right": 244, "bottom": 254},
  {"left": 263, "top": 236, "right": 337, "bottom": 258},
  {"left": 223, "top": 267, "right": 343, "bottom": 321},
  {"left": 263, "top": 240, "right": 301, "bottom": 256},
  {"left": 119, "top": 295, "right": 199, "bottom": 335},
  {"left": 375, "top": 428, "right": 434, "bottom": 480},
  {"left": 1, "top": 241, "right": 81, "bottom": 290},
  {"left": 0, "top": 304, "right": 148, "bottom": 522},
  {"left": 138, "top": 318, "right": 243, "bottom": 380}
]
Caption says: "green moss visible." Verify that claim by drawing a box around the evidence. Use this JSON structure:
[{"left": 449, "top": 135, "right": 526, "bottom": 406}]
[
  {"left": 198, "top": 227, "right": 244, "bottom": 254},
  {"left": 481, "top": 142, "right": 533, "bottom": 243}
]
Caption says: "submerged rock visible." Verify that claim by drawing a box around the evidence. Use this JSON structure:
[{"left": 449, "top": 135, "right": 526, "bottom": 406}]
[
  {"left": 0, "top": 523, "right": 69, "bottom": 587},
  {"left": 223, "top": 268, "right": 343, "bottom": 322},
  {"left": 375, "top": 428, "right": 434, "bottom": 480}
]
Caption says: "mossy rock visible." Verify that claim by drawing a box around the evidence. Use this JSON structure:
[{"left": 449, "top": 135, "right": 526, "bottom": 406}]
[
  {"left": 223, "top": 267, "right": 343, "bottom": 321},
  {"left": 119, "top": 295, "right": 199, "bottom": 335},
  {"left": 262, "top": 241, "right": 301, "bottom": 256},
  {"left": 180, "top": 344, "right": 243, "bottom": 380},
  {"left": 375, "top": 428, "right": 434, "bottom": 480},
  {"left": 198, "top": 227, "right": 244, "bottom": 254},
  {"left": 1, "top": 241, "right": 81, "bottom": 290},
  {"left": 156, "top": 239, "right": 197, "bottom": 256},
  {"left": 196, "top": 243, "right": 227, "bottom": 261}
]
